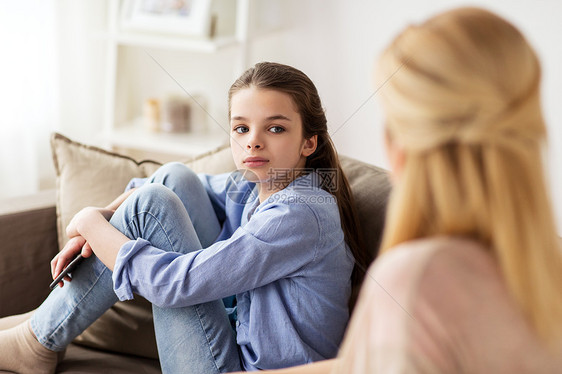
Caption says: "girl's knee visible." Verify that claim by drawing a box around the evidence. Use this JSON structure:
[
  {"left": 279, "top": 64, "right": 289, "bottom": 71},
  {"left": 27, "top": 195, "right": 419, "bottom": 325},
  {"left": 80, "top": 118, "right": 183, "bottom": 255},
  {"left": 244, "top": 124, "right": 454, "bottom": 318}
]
[
  {"left": 123, "top": 184, "right": 176, "bottom": 209},
  {"left": 140, "top": 183, "right": 174, "bottom": 200},
  {"left": 118, "top": 184, "right": 183, "bottom": 219},
  {"left": 152, "top": 162, "right": 199, "bottom": 188}
]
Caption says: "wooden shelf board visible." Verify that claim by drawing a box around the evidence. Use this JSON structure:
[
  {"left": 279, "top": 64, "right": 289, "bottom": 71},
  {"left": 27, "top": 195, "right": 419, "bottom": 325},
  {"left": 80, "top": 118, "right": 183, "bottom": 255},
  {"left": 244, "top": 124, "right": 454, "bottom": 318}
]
[
  {"left": 106, "top": 121, "right": 229, "bottom": 157},
  {"left": 97, "top": 31, "right": 239, "bottom": 52}
]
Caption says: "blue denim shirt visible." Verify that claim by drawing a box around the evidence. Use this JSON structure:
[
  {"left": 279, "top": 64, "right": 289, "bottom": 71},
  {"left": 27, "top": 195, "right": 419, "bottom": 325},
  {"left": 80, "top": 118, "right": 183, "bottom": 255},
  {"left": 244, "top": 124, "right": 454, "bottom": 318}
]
[{"left": 112, "top": 172, "right": 354, "bottom": 370}]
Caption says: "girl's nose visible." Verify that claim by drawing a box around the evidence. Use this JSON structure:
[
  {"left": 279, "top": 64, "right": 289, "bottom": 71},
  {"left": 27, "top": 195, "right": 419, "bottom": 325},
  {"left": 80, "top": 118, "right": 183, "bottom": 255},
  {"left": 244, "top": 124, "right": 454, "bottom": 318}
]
[{"left": 246, "top": 135, "right": 262, "bottom": 149}]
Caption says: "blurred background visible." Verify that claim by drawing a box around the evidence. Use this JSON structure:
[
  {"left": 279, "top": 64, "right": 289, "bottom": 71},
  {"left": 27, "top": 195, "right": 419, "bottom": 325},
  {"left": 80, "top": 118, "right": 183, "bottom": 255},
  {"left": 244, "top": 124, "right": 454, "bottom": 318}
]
[{"left": 0, "top": 0, "right": 560, "bottom": 234}]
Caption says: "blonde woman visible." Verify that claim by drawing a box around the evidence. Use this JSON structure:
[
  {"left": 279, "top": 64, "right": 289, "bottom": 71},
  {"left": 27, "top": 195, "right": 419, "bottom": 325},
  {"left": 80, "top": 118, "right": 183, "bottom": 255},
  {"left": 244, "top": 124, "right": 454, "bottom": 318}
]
[{"left": 248, "top": 6, "right": 562, "bottom": 374}]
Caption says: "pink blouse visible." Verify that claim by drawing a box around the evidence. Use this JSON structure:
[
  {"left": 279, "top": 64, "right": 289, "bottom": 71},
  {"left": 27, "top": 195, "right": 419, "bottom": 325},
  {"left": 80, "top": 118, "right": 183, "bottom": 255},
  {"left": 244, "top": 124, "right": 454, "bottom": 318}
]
[{"left": 332, "top": 237, "right": 562, "bottom": 373}]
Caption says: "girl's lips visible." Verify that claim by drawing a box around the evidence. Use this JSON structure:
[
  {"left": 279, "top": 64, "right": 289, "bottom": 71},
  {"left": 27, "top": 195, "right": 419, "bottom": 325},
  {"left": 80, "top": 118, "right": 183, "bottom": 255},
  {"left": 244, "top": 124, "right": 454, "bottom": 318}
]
[{"left": 243, "top": 157, "right": 269, "bottom": 167}]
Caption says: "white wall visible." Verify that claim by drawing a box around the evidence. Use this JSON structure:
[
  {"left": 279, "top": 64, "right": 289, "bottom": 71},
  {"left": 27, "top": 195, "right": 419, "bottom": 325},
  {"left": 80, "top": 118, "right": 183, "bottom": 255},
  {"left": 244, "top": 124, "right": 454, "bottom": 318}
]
[
  {"left": 55, "top": 0, "right": 107, "bottom": 143},
  {"left": 0, "top": 0, "right": 59, "bottom": 196},
  {"left": 46, "top": 0, "right": 562, "bottom": 234},
  {"left": 246, "top": 0, "right": 562, "bottom": 234}
]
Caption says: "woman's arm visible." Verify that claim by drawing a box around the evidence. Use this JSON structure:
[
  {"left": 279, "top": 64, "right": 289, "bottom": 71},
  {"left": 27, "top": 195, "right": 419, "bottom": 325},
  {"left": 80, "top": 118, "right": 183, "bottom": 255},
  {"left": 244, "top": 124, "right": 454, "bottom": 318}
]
[{"left": 231, "top": 359, "right": 336, "bottom": 374}]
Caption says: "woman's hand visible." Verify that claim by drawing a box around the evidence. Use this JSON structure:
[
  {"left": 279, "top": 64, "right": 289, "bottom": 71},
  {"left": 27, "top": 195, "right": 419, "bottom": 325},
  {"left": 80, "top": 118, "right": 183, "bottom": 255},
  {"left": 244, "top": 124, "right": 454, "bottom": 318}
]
[{"left": 50, "top": 236, "right": 92, "bottom": 288}]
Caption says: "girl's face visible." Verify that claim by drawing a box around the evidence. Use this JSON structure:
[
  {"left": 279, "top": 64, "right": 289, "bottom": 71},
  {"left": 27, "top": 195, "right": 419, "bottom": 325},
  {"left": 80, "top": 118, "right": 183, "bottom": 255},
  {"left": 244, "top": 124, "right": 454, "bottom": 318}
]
[{"left": 230, "top": 87, "right": 317, "bottom": 198}]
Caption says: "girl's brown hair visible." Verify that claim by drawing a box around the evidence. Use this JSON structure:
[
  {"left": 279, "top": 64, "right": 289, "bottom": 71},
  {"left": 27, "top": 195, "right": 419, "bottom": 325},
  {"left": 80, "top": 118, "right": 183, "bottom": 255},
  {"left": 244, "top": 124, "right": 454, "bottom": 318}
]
[{"left": 229, "top": 62, "right": 370, "bottom": 310}]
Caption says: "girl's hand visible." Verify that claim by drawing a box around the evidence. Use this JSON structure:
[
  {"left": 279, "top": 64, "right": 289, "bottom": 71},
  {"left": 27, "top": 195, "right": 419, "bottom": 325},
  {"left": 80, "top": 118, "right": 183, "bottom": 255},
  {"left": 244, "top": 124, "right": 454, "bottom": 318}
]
[
  {"left": 61, "top": 206, "right": 127, "bottom": 272},
  {"left": 51, "top": 236, "right": 93, "bottom": 288},
  {"left": 65, "top": 207, "right": 115, "bottom": 239}
]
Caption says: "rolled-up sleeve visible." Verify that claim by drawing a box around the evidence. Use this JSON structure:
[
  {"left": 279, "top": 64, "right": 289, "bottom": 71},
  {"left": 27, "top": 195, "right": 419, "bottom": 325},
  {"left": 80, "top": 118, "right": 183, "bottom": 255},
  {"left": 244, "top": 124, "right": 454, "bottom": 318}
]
[
  {"left": 111, "top": 202, "right": 322, "bottom": 308},
  {"left": 113, "top": 238, "right": 152, "bottom": 301}
]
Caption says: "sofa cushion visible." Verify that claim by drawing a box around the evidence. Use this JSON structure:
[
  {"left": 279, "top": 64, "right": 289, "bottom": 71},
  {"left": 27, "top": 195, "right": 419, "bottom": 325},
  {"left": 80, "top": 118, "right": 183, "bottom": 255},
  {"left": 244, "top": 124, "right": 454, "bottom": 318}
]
[
  {"left": 0, "top": 191, "right": 58, "bottom": 317},
  {"left": 56, "top": 344, "right": 161, "bottom": 373},
  {"left": 49, "top": 132, "right": 390, "bottom": 360},
  {"left": 339, "top": 155, "right": 391, "bottom": 259}
]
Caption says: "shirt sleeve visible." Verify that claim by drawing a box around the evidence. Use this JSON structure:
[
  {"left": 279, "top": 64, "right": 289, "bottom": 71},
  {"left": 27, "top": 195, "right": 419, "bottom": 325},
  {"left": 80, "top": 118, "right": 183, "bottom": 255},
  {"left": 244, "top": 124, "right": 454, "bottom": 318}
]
[{"left": 112, "top": 201, "right": 322, "bottom": 308}]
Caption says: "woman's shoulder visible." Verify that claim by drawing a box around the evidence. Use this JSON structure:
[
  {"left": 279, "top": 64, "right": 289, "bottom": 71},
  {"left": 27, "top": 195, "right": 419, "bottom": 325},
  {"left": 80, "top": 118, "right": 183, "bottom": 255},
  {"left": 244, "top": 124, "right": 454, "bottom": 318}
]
[
  {"left": 340, "top": 241, "right": 557, "bottom": 373},
  {"left": 374, "top": 236, "right": 495, "bottom": 278},
  {"left": 367, "top": 237, "right": 499, "bottom": 306}
]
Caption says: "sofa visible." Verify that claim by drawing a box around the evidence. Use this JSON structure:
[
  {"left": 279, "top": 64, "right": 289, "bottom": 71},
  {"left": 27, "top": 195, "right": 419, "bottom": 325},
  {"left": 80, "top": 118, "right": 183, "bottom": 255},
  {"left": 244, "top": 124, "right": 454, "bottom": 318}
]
[{"left": 0, "top": 133, "right": 391, "bottom": 373}]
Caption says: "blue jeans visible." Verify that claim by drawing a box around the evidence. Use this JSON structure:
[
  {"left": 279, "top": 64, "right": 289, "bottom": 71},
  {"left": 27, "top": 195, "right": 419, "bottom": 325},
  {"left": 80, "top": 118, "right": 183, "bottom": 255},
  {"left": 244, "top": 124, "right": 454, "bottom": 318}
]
[{"left": 30, "top": 163, "right": 242, "bottom": 373}]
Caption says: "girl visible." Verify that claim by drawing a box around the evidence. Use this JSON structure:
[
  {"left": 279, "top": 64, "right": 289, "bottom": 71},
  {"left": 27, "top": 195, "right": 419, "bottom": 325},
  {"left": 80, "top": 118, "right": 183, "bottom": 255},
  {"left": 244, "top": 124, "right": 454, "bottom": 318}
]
[
  {"left": 253, "top": 6, "right": 562, "bottom": 374},
  {"left": 0, "top": 62, "right": 368, "bottom": 373}
]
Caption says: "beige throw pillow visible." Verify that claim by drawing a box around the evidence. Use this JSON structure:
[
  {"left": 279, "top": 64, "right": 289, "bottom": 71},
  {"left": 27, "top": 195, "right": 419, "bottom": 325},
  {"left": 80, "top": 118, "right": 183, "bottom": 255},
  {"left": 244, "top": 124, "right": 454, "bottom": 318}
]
[{"left": 50, "top": 133, "right": 234, "bottom": 358}]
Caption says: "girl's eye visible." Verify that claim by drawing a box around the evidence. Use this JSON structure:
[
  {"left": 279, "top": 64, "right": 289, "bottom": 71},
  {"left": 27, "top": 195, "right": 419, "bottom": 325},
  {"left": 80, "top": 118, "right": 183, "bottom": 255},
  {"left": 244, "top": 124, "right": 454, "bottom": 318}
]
[
  {"left": 269, "top": 126, "right": 285, "bottom": 134},
  {"left": 233, "top": 126, "right": 249, "bottom": 134}
]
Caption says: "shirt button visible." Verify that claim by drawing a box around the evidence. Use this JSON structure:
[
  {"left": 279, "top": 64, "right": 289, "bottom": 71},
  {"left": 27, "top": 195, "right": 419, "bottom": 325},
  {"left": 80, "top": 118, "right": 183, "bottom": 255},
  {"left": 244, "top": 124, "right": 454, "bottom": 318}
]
[{"left": 236, "top": 321, "right": 240, "bottom": 327}]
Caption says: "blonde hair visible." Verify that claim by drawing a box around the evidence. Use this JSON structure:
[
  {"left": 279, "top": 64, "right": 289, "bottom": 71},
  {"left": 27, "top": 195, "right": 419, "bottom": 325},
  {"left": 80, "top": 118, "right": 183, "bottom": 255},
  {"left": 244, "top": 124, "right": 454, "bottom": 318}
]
[{"left": 377, "top": 7, "right": 562, "bottom": 346}]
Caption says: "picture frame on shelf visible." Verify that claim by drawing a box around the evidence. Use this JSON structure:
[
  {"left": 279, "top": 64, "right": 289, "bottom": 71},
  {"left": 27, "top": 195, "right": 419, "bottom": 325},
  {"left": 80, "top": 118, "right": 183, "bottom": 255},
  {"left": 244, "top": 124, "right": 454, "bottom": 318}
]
[{"left": 120, "top": 0, "right": 213, "bottom": 38}]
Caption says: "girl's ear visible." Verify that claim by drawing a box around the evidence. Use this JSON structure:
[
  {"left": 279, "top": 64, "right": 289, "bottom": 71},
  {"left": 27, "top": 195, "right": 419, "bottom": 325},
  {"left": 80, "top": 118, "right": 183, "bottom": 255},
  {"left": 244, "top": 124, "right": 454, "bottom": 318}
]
[{"left": 302, "top": 135, "right": 318, "bottom": 157}]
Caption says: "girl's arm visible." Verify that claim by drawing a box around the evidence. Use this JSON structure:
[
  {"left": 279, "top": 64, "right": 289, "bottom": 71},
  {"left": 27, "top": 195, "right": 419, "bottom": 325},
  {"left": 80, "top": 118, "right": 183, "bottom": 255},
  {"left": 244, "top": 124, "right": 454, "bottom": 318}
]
[
  {"left": 51, "top": 188, "right": 139, "bottom": 282},
  {"left": 51, "top": 207, "right": 127, "bottom": 278},
  {"left": 68, "top": 207, "right": 129, "bottom": 270},
  {"left": 231, "top": 359, "right": 336, "bottom": 374},
  {"left": 54, "top": 172, "right": 228, "bottom": 280},
  {"left": 111, "top": 195, "right": 329, "bottom": 307},
  {"left": 106, "top": 187, "right": 137, "bottom": 211}
]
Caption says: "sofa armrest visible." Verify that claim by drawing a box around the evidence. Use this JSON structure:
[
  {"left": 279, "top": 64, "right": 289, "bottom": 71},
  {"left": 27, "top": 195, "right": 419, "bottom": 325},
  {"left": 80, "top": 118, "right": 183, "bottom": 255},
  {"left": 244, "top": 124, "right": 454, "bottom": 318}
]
[{"left": 0, "top": 190, "right": 58, "bottom": 317}]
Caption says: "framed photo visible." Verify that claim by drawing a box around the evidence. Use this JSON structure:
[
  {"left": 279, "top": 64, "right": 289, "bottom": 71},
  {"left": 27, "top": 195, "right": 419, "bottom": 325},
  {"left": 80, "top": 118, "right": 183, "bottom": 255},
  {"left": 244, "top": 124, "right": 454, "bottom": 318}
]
[{"left": 121, "top": 0, "right": 212, "bottom": 37}]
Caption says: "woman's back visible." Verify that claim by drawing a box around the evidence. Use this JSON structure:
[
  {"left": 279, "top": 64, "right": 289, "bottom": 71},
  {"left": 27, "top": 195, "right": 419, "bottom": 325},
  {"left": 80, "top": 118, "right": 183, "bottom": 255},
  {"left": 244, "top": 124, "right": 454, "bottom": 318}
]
[{"left": 334, "top": 237, "right": 562, "bottom": 373}]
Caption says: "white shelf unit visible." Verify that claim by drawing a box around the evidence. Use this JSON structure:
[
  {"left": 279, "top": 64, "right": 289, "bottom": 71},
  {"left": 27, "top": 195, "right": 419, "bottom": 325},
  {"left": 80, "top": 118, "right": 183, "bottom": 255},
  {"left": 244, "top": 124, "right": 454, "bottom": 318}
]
[
  {"left": 102, "top": 0, "right": 251, "bottom": 160},
  {"left": 107, "top": 121, "right": 228, "bottom": 160},
  {"left": 112, "top": 33, "right": 240, "bottom": 51}
]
